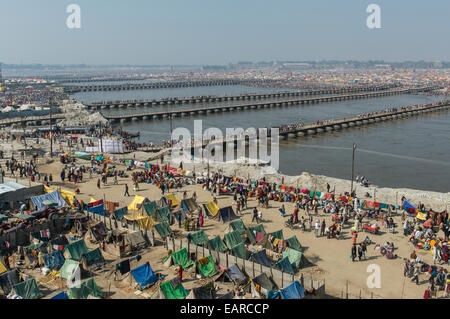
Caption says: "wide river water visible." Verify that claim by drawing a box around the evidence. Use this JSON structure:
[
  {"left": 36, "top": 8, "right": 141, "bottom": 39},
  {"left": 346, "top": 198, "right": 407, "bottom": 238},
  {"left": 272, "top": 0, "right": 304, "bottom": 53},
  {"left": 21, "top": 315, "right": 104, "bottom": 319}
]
[{"left": 73, "top": 86, "right": 450, "bottom": 192}]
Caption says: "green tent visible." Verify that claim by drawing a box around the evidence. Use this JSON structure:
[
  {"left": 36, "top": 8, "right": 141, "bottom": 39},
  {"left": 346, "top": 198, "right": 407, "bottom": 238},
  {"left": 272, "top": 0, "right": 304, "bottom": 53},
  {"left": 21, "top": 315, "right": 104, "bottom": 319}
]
[
  {"left": 68, "top": 278, "right": 103, "bottom": 299},
  {"left": 197, "top": 255, "right": 218, "bottom": 277},
  {"left": 154, "top": 222, "right": 173, "bottom": 238},
  {"left": 208, "top": 236, "right": 228, "bottom": 253},
  {"left": 160, "top": 280, "right": 188, "bottom": 299},
  {"left": 14, "top": 278, "right": 42, "bottom": 299},
  {"left": 60, "top": 259, "right": 80, "bottom": 280},
  {"left": 285, "top": 236, "right": 304, "bottom": 252},
  {"left": 156, "top": 206, "right": 171, "bottom": 223},
  {"left": 231, "top": 242, "right": 250, "bottom": 260},
  {"left": 172, "top": 248, "right": 195, "bottom": 269},
  {"left": 82, "top": 248, "right": 105, "bottom": 267},
  {"left": 191, "top": 230, "right": 209, "bottom": 246},
  {"left": 230, "top": 219, "right": 247, "bottom": 234},
  {"left": 65, "top": 239, "right": 89, "bottom": 261},
  {"left": 269, "top": 229, "right": 284, "bottom": 240},
  {"left": 143, "top": 201, "right": 158, "bottom": 217},
  {"left": 224, "top": 230, "right": 244, "bottom": 249},
  {"left": 249, "top": 224, "right": 266, "bottom": 235},
  {"left": 282, "top": 248, "right": 306, "bottom": 270}
]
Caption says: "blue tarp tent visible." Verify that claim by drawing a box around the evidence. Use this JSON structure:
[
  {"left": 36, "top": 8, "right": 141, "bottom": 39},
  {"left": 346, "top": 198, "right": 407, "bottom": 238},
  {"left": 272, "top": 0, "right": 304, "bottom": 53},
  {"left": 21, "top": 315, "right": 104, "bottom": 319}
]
[
  {"left": 88, "top": 204, "right": 105, "bottom": 216},
  {"left": 31, "top": 191, "right": 67, "bottom": 210},
  {"left": 252, "top": 250, "right": 272, "bottom": 267},
  {"left": 51, "top": 291, "right": 69, "bottom": 299},
  {"left": 113, "top": 207, "right": 128, "bottom": 221},
  {"left": 276, "top": 257, "right": 295, "bottom": 275},
  {"left": 402, "top": 200, "right": 418, "bottom": 215},
  {"left": 44, "top": 250, "right": 65, "bottom": 270},
  {"left": 131, "top": 262, "right": 162, "bottom": 289},
  {"left": 271, "top": 281, "right": 305, "bottom": 299}
]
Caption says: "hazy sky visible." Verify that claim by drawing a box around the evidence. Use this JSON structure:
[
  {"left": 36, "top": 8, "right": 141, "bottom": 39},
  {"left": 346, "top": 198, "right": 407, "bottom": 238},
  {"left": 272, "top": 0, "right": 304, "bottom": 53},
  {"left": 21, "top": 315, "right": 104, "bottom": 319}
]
[{"left": 1, "top": 0, "right": 449, "bottom": 65}]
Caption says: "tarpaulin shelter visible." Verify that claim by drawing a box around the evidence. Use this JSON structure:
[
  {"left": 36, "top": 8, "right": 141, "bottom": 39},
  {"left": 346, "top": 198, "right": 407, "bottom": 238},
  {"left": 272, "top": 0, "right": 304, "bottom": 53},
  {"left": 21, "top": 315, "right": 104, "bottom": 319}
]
[
  {"left": 113, "top": 207, "right": 128, "bottom": 221},
  {"left": 50, "top": 291, "right": 69, "bottom": 299},
  {"left": 181, "top": 198, "right": 199, "bottom": 213},
  {"left": 89, "top": 222, "right": 108, "bottom": 243},
  {"left": 44, "top": 250, "right": 65, "bottom": 270},
  {"left": 203, "top": 201, "right": 219, "bottom": 218},
  {"left": 197, "top": 255, "right": 218, "bottom": 277},
  {"left": 172, "top": 248, "right": 195, "bottom": 269},
  {"left": 87, "top": 203, "right": 105, "bottom": 216},
  {"left": 165, "top": 194, "right": 180, "bottom": 208},
  {"left": 64, "top": 239, "right": 89, "bottom": 261},
  {"left": 230, "top": 219, "right": 247, "bottom": 234},
  {"left": 251, "top": 249, "right": 272, "bottom": 267},
  {"left": 81, "top": 248, "right": 105, "bottom": 270},
  {"left": 155, "top": 206, "right": 171, "bottom": 223},
  {"left": 282, "top": 248, "right": 309, "bottom": 270},
  {"left": 191, "top": 230, "right": 209, "bottom": 246},
  {"left": 172, "top": 209, "right": 188, "bottom": 225},
  {"left": 249, "top": 224, "right": 266, "bottom": 235},
  {"left": 143, "top": 201, "right": 158, "bottom": 217},
  {"left": 256, "top": 234, "right": 274, "bottom": 250},
  {"left": 285, "top": 236, "right": 304, "bottom": 252},
  {"left": 402, "top": 200, "right": 418, "bottom": 215},
  {"left": 13, "top": 278, "right": 42, "bottom": 299},
  {"left": 31, "top": 190, "right": 67, "bottom": 210},
  {"left": 127, "top": 196, "right": 149, "bottom": 211},
  {"left": 269, "top": 229, "right": 284, "bottom": 240},
  {"left": 154, "top": 222, "right": 173, "bottom": 239},
  {"left": 124, "top": 231, "right": 148, "bottom": 251},
  {"left": 59, "top": 259, "right": 80, "bottom": 280},
  {"left": 271, "top": 281, "right": 305, "bottom": 299},
  {"left": 276, "top": 257, "right": 295, "bottom": 275},
  {"left": 218, "top": 206, "right": 239, "bottom": 223},
  {"left": 68, "top": 278, "right": 103, "bottom": 299},
  {"left": 217, "top": 263, "right": 248, "bottom": 286},
  {"left": 0, "top": 259, "right": 7, "bottom": 275},
  {"left": 131, "top": 262, "right": 161, "bottom": 289},
  {"left": 231, "top": 242, "right": 250, "bottom": 260},
  {"left": 186, "top": 286, "right": 216, "bottom": 299},
  {"left": 208, "top": 236, "right": 228, "bottom": 253},
  {"left": 159, "top": 277, "right": 188, "bottom": 299},
  {"left": 0, "top": 269, "right": 20, "bottom": 295},
  {"left": 252, "top": 273, "right": 278, "bottom": 292},
  {"left": 43, "top": 186, "right": 77, "bottom": 208},
  {"left": 224, "top": 230, "right": 244, "bottom": 249}
]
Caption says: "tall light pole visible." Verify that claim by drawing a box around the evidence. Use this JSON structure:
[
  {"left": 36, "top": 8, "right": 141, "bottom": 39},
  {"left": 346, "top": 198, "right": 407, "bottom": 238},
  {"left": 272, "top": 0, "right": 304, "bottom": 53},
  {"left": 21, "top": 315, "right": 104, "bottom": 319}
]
[{"left": 351, "top": 143, "right": 356, "bottom": 195}]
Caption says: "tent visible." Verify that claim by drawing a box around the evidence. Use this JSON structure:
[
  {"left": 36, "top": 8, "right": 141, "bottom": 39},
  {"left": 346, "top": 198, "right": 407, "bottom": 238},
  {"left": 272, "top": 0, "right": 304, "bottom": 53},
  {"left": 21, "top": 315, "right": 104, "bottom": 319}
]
[
  {"left": 271, "top": 281, "right": 305, "bottom": 299},
  {"left": 89, "top": 222, "right": 108, "bottom": 243},
  {"left": 87, "top": 204, "right": 105, "bottom": 216},
  {"left": 64, "top": 239, "right": 89, "bottom": 261},
  {"left": 402, "top": 200, "right": 418, "bottom": 215},
  {"left": 285, "top": 236, "right": 305, "bottom": 252},
  {"left": 31, "top": 190, "right": 67, "bottom": 210},
  {"left": 81, "top": 248, "right": 105, "bottom": 270},
  {"left": 13, "top": 278, "right": 42, "bottom": 299},
  {"left": 191, "top": 230, "right": 209, "bottom": 246},
  {"left": 0, "top": 269, "right": 20, "bottom": 295},
  {"left": 68, "top": 278, "right": 103, "bottom": 299},
  {"left": 218, "top": 206, "right": 239, "bottom": 223},
  {"left": 172, "top": 248, "right": 195, "bottom": 269},
  {"left": 154, "top": 222, "right": 173, "bottom": 239},
  {"left": 255, "top": 234, "right": 274, "bottom": 250},
  {"left": 44, "top": 250, "right": 65, "bottom": 270},
  {"left": 0, "top": 259, "right": 8, "bottom": 275},
  {"left": 203, "top": 201, "right": 219, "bottom": 218},
  {"left": 113, "top": 207, "right": 128, "bottom": 221},
  {"left": 143, "top": 201, "right": 158, "bottom": 217},
  {"left": 269, "top": 229, "right": 284, "bottom": 240},
  {"left": 165, "top": 194, "right": 180, "bottom": 208},
  {"left": 60, "top": 259, "right": 81, "bottom": 280},
  {"left": 186, "top": 286, "right": 217, "bottom": 299},
  {"left": 181, "top": 198, "right": 199, "bottom": 213},
  {"left": 252, "top": 249, "right": 272, "bottom": 267},
  {"left": 127, "top": 196, "right": 148, "bottom": 211},
  {"left": 208, "top": 236, "right": 228, "bottom": 253},
  {"left": 51, "top": 291, "right": 69, "bottom": 299},
  {"left": 231, "top": 242, "right": 250, "bottom": 260},
  {"left": 252, "top": 273, "right": 278, "bottom": 292},
  {"left": 230, "top": 219, "right": 247, "bottom": 234},
  {"left": 155, "top": 206, "right": 171, "bottom": 223},
  {"left": 124, "top": 231, "right": 148, "bottom": 250},
  {"left": 224, "top": 230, "right": 244, "bottom": 249},
  {"left": 131, "top": 262, "right": 161, "bottom": 289},
  {"left": 249, "top": 224, "right": 266, "bottom": 235},
  {"left": 197, "top": 255, "right": 218, "bottom": 277},
  {"left": 276, "top": 256, "right": 295, "bottom": 275},
  {"left": 43, "top": 186, "right": 77, "bottom": 208},
  {"left": 172, "top": 209, "right": 188, "bottom": 225},
  {"left": 282, "top": 248, "right": 309, "bottom": 270},
  {"left": 159, "top": 277, "right": 188, "bottom": 299},
  {"left": 223, "top": 264, "right": 247, "bottom": 286}
]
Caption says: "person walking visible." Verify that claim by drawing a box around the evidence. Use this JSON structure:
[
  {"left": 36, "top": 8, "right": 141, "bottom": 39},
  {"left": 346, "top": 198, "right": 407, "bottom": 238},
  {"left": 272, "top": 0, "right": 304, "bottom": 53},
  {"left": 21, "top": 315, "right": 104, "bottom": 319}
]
[
  {"left": 320, "top": 219, "right": 326, "bottom": 236},
  {"left": 252, "top": 207, "right": 258, "bottom": 223},
  {"left": 314, "top": 219, "right": 320, "bottom": 238},
  {"left": 351, "top": 245, "right": 357, "bottom": 262},
  {"left": 124, "top": 184, "right": 130, "bottom": 197},
  {"left": 412, "top": 264, "right": 420, "bottom": 285}
]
